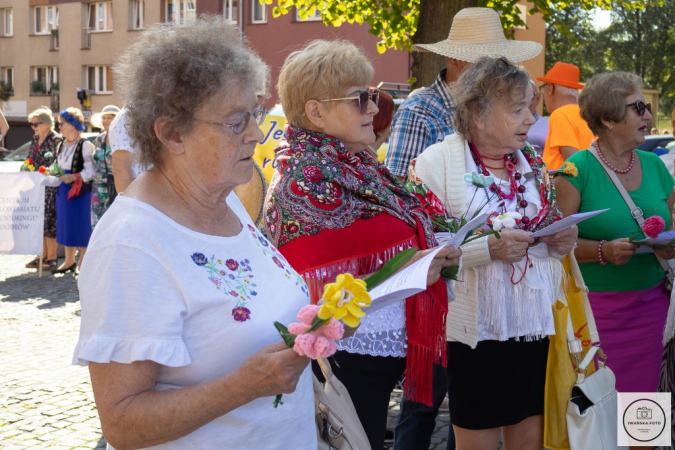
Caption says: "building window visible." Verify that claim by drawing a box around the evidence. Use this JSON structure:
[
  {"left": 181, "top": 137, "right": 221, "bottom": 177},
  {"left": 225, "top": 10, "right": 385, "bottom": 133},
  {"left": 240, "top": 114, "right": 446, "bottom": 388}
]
[
  {"left": 89, "top": 2, "right": 113, "bottom": 32},
  {"left": 251, "top": 0, "right": 266, "bottom": 23},
  {"left": 165, "top": 0, "right": 196, "bottom": 25},
  {"left": 295, "top": 5, "right": 322, "bottom": 22},
  {"left": 86, "top": 65, "right": 113, "bottom": 94},
  {"left": 2, "top": 67, "right": 13, "bottom": 91},
  {"left": 129, "top": 0, "right": 145, "bottom": 30},
  {"left": 223, "top": 0, "right": 237, "bottom": 23},
  {"left": 1, "top": 8, "right": 12, "bottom": 36},
  {"left": 33, "top": 6, "right": 58, "bottom": 35},
  {"left": 31, "top": 66, "right": 58, "bottom": 95}
]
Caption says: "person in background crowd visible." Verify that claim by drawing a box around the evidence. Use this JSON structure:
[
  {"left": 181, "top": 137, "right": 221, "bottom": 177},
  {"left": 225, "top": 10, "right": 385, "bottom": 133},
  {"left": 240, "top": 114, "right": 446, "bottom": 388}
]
[
  {"left": 538, "top": 62, "right": 594, "bottom": 170},
  {"left": 42, "top": 108, "right": 95, "bottom": 274},
  {"left": 659, "top": 108, "right": 675, "bottom": 175},
  {"left": 109, "top": 107, "right": 144, "bottom": 193},
  {"left": 652, "top": 127, "right": 660, "bottom": 135},
  {"left": 411, "top": 56, "right": 576, "bottom": 450},
  {"left": 555, "top": 72, "right": 674, "bottom": 395},
  {"left": 23, "top": 107, "right": 61, "bottom": 271},
  {"left": 527, "top": 80, "right": 549, "bottom": 156},
  {"left": 73, "top": 18, "right": 317, "bottom": 449},
  {"left": 89, "top": 105, "right": 120, "bottom": 228},
  {"left": 366, "top": 89, "right": 394, "bottom": 159},
  {"left": 0, "top": 108, "right": 9, "bottom": 146},
  {"left": 662, "top": 129, "right": 671, "bottom": 135},
  {"left": 264, "top": 39, "right": 461, "bottom": 450},
  {"left": 384, "top": 8, "right": 542, "bottom": 450}
]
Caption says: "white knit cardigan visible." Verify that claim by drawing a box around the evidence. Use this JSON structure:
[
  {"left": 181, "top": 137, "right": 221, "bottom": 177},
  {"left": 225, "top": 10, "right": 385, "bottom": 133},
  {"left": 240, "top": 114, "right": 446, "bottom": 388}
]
[{"left": 415, "top": 132, "right": 563, "bottom": 348}]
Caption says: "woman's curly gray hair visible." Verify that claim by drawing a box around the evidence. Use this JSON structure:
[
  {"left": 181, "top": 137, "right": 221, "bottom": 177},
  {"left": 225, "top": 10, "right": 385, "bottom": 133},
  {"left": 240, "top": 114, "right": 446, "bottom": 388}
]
[
  {"left": 450, "top": 56, "right": 531, "bottom": 140},
  {"left": 114, "top": 16, "right": 269, "bottom": 168}
]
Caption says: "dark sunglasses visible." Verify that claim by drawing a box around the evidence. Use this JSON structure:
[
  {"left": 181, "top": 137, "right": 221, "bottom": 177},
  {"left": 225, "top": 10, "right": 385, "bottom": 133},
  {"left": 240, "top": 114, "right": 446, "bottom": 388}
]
[
  {"left": 29, "top": 122, "right": 42, "bottom": 128},
  {"left": 57, "top": 121, "right": 66, "bottom": 127},
  {"left": 626, "top": 100, "right": 651, "bottom": 116},
  {"left": 322, "top": 89, "right": 380, "bottom": 114},
  {"left": 195, "top": 105, "right": 267, "bottom": 135}
]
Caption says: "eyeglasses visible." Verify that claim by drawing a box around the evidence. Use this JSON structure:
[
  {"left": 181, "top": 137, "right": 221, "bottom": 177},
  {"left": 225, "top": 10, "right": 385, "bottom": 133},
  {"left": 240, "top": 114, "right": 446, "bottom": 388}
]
[
  {"left": 626, "top": 100, "right": 651, "bottom": 116},
  {"left": 538, "top": 83, "right": 549, "bottom": 93},
  {"left": 57, "top": 121, "right": 65, "bottom": 127},
  {"left": 29, "top": 122, "right": 42, "bottom": 128},
  {"left": 196, "top": 105, "right": 267, "bottom": 135},
  {"left": 321, "top": 89, "right": 380, "bottom": 114}
]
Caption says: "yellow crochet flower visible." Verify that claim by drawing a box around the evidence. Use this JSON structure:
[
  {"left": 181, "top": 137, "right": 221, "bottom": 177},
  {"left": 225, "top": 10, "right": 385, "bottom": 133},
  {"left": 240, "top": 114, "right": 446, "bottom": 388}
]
[
  {"left": 562, "top": 161, "right": 578, "bottom": 177},
  {"left": 318, "top": 273, "right": 372, "bottom": 328}
]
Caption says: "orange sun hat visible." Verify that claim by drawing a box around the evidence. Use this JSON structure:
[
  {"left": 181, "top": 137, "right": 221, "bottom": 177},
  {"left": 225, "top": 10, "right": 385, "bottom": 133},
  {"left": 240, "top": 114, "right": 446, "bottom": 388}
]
[{"left": 536, "top": 62, "right": 584, "bottom": 90}]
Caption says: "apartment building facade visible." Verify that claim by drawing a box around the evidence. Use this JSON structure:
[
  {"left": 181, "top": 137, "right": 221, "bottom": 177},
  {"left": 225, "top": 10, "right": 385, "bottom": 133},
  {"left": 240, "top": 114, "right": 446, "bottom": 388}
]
[{"left": 0, "top": 0, "right": 544, "bottom": 149}]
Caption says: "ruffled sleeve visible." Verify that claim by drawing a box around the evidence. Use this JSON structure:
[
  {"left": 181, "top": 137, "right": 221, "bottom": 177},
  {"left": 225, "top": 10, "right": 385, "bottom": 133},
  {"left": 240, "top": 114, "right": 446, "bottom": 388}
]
[{"left": 72, "top": 242, "right": 191, "bottom": 367}]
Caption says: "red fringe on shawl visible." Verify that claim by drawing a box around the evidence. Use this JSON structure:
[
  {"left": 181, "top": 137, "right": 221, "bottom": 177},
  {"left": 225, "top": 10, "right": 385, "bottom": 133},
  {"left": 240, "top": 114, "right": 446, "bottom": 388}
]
[{"left": 277, "top": 214, "right": 449, "bottom": 406}]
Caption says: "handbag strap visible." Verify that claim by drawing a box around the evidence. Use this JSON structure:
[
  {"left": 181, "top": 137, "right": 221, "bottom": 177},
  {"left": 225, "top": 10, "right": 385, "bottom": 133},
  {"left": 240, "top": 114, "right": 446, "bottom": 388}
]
[{"left": 588, "top": 145, "right": 672, "bottom": 275}]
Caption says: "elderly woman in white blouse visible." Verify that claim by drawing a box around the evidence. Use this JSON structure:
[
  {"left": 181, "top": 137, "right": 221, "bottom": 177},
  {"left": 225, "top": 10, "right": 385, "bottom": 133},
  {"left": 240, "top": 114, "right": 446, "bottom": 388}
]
[
  {"left": 72, "top": 18, "right": 315, "bottom": 449},
  {"left": 42, "top": 107, "right": 95, "bottom": 273},
  {"left": 409, "top": 57, "right": 577, "bottom": 450}
]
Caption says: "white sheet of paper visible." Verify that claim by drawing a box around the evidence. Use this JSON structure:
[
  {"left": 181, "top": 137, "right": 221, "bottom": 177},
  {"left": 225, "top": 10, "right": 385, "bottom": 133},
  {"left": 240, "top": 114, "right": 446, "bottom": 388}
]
[
  {"left": 636, "top": 230, "right": 675, "bottom": 247},
  {"left": 366, "top": 246, "right": 444, "bottom": 314},
  {"left": 531, "top": 209, "right": 609, "bottom": 238},
  {"left": 443, "top": 210, "right": 493, "bottom": 249}
]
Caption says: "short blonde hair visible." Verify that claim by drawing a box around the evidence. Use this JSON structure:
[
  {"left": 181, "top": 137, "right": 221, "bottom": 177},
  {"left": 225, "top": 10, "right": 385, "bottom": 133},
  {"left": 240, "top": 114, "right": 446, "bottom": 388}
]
[
  {"left": 278, "top": 40, "right": 374, "bottom": 128},
  {"left": 450, "top": 56, "right": 530, "bottom": 140},
  {"left": 578, "top": 72, "right": 643, "bottom": 136},
  {"left": 28, "top": 108, "right": 54, "bottom": 131}
]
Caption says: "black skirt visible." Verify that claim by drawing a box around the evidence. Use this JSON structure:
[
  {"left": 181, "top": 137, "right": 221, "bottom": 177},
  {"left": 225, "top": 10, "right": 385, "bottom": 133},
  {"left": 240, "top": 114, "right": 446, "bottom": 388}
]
[{"left": 446, "top": 337, "right": 549, "bottom": 430}]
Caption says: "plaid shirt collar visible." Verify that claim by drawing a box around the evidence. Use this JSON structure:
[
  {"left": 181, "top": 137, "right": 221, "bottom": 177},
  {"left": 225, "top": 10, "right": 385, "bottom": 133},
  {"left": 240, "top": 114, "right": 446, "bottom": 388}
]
[{"left": 429, "top": 69, "right": 454, "bottom": 112}]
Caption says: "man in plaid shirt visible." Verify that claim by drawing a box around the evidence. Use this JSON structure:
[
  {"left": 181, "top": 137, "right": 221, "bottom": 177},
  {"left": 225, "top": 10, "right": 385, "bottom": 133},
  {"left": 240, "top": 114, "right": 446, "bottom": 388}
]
[{"left": 388, "top": 8, "right": 543, "bottom": 450}]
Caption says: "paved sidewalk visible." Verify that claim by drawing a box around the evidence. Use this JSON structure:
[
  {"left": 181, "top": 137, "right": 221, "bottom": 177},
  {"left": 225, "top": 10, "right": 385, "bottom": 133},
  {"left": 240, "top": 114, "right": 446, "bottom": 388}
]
[{"left": 0, "top": 254, "right": 452, "bottom": 449}]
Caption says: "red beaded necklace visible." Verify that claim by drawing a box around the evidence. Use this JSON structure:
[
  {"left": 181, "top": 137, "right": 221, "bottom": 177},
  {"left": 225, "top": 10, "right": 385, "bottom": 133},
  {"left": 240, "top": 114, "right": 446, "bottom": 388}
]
[
  {"left": 469, "top": 141, "right": 532, "bottom": 225},
  {"left": 593, "top": 140, "right": 635, "bottom": 174}
]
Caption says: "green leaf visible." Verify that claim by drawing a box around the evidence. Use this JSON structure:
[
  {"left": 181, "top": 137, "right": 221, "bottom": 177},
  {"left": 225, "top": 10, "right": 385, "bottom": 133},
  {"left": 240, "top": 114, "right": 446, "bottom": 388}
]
[
  {"left": 307, "top": 315, "right": 329, "bottom": 333},
  {"left": 273, "top": 321, "right": 296, "bottom": 348},
  {"left": 364, "top": 247, "right": 417, "bottom": 290},
  {"left": 441, "top": 265, "right": 459, "bottom": 280}
]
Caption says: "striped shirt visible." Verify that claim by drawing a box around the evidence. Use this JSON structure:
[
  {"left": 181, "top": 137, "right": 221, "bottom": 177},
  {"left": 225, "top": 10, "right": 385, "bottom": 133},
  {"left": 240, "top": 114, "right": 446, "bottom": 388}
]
[{"left": 385, "top": 70, "right": 456, "bottom": 177}]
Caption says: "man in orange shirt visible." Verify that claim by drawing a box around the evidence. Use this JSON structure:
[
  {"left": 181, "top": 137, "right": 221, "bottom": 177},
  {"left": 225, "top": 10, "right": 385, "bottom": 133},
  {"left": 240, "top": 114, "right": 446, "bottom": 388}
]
[{"left": 537, "top": 62, "right": 594, "bottom": 170}]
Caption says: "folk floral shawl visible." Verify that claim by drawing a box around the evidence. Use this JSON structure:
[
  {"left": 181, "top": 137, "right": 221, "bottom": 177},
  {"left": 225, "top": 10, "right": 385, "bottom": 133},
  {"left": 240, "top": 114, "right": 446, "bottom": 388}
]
[{"left": 264, "top": 125, "right": 448, "bottom": 405}]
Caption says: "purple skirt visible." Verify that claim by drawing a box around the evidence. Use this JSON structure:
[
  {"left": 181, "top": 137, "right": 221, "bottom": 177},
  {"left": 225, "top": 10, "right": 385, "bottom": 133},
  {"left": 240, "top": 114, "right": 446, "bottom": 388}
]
[{"left": 588, "top": 281, "right": 669, "bottom": 392}]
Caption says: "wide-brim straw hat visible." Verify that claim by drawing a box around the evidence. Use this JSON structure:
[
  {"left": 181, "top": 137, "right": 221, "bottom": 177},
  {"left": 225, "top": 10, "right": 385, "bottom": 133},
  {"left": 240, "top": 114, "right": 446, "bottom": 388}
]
[
  {"left": 90, "top": 105, "right": 121, "bottom": 129},
  {"left": 412, "top": 8, "right": 542, "bottom": 63},
  {"left": 233, "top": 160, "right": 268, "bottom": 226}
]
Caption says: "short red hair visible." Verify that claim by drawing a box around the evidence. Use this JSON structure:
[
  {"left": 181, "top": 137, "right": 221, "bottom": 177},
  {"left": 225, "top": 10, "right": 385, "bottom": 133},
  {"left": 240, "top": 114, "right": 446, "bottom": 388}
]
[{"left": 373, "top": 90, "right": 394, "bottom": 140}]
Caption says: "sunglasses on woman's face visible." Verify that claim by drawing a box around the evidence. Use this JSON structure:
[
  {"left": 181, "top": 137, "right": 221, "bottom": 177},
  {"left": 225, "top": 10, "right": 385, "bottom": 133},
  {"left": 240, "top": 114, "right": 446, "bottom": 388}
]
[
  {"left": 626, "top": 100, "right": 651, "bottom": 116},
  {"left": 321, "top": 89, "right": 380, "bottom": 114},
  {"left": 29, "top": 122, "right": 42, "bottom": 128}
]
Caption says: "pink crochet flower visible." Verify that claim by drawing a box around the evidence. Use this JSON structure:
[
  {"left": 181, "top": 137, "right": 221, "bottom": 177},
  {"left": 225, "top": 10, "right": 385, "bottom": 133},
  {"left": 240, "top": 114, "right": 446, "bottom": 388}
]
[
  {"left": 288, "top": 304, "right": 344, "bottom": 359},
  {"left": 643, "top": 216, "right": 666, "bottom": 239}
]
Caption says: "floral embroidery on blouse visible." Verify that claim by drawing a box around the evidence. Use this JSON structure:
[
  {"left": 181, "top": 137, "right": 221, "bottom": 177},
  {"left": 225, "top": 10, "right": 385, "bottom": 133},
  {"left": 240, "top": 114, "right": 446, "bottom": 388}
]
[{"left": 191, "top": 252, "right": 259, "bottom": 322}]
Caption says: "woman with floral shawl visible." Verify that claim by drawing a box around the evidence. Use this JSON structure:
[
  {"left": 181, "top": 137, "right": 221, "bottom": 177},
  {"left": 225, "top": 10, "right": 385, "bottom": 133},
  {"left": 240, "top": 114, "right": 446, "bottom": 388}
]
[{"left": 263, "top": 40, "right": 461, "bottom": 450}]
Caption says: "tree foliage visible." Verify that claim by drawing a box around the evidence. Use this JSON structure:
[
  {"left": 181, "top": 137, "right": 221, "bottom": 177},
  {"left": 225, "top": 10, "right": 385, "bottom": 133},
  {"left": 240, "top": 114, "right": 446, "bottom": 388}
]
[{"left": 546, "top": 1, "right": 675, "bottom": 115}]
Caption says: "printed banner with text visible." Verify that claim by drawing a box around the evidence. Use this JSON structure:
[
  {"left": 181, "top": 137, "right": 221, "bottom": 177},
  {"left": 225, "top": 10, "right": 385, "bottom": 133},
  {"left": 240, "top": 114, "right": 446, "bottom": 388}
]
[{"left": 0, "top": 173, "right": 45, "bottom": 255}]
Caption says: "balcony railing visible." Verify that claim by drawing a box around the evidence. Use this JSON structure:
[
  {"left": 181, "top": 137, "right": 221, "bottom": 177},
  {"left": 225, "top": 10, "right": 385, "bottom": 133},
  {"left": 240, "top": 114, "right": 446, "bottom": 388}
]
[{"left": 81, "top": 28, "right": 91, "bottom": 49}]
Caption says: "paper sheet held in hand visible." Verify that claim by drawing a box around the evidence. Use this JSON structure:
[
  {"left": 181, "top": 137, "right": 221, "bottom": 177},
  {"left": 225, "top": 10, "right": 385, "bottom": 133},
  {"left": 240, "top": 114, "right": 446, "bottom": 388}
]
[
  {"left": 636, "top": 230, "right": 675, "bottom": 247},
  {"left": 367, "top": 247, "right": 444, "bottom": 313},
  {"left": 531, "top": 209, "right": 609, "bottom": 238}
]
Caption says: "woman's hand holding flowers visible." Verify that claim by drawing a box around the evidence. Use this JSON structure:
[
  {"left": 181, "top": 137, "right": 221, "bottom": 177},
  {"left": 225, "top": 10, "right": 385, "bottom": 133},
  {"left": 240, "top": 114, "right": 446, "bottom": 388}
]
[
  {"left": 539, "top": 225, "right": 578, "bottom": 255},
  {"left": 602, "top": 238, "right": 638, "bottom": 266},
  {"left": 235, "top": 341, "right": 310, "bottom": 400},
  {"left": 488, "top": 229, "right": 534, "bottom": 263}
]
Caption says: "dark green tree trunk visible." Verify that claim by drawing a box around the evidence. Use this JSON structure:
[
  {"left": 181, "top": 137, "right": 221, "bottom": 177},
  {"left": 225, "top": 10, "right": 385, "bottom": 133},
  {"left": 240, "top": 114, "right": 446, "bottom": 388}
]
[{"left": 410, "top": 0, "right": 478, "bottom": 89}]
